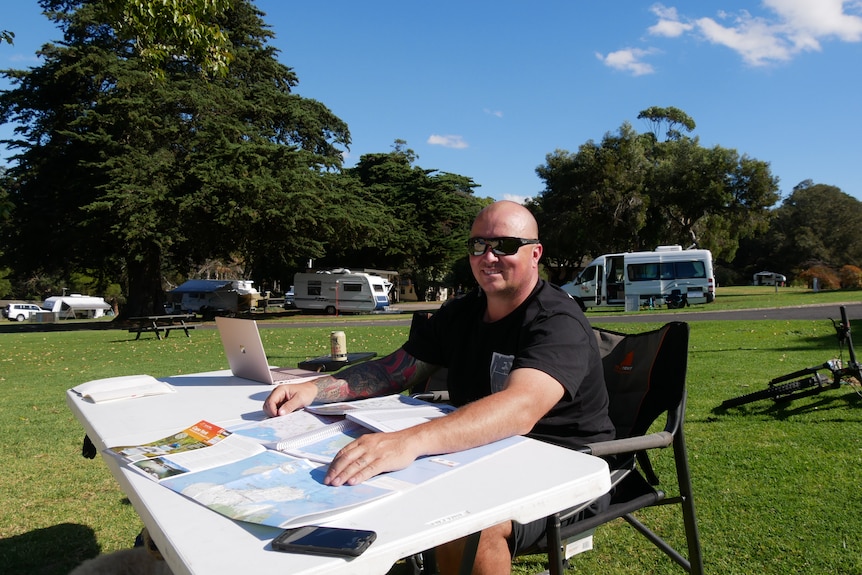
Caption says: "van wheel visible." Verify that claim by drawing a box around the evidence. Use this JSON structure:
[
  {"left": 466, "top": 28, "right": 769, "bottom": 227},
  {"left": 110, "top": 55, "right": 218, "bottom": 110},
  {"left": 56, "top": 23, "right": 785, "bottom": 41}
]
[
  {"left": 15, "top": 314, "right": 25, "bottom": 321},
  {"left": 325, "top": 306, "right": 337, "bottom": 315}
]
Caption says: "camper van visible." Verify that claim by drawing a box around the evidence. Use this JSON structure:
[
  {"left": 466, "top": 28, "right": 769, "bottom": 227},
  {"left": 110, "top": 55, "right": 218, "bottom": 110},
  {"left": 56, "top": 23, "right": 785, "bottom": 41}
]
[
  {"left": 293, "top": 269, "right": 392, "bottom": 314},
  {"left": 561, "top": 246, "right": 715, "bottom": 310}
]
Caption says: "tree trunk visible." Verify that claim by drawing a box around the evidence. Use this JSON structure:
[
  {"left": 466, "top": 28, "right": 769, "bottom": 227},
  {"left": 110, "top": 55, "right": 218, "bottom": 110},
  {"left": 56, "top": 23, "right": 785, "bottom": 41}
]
[{"left": 124, "top": 248, "right": 165, "bottom": 318}]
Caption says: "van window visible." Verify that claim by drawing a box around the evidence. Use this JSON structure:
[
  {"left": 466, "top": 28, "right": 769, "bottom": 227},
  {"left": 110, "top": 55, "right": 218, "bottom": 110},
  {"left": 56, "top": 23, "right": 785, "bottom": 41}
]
[
  {"left": 307, "top": 280, "right": 322, "bottom": 296},
  {"left": 674, "top": 261, "right": 706, "bottom": 278},
  {"left": 575, "top": 266, "right": 596, "bottom": 284},
  {"left": 342, "top": 283, "right": 363, "bottom": 292},
  {"left": 373, "top": 284, "right": 385, "bottom": 293},
  {"left": 628, "top": 263, "right": 660, "bottom": 281},
  {"left": 629, "top": 260, "right": 706, "bottom": 281}
]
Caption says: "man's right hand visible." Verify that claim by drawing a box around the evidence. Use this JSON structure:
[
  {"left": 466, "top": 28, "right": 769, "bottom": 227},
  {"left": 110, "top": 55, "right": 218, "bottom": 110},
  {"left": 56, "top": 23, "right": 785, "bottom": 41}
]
[{"left": 263, "top": 381, "right": 320, "bottom": 417}]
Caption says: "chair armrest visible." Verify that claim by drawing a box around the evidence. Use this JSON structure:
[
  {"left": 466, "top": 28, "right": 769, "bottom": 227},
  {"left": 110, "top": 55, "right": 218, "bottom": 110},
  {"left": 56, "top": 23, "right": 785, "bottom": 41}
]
[{"left": 581, "top": 431, "right": 674, "bottom": 457}]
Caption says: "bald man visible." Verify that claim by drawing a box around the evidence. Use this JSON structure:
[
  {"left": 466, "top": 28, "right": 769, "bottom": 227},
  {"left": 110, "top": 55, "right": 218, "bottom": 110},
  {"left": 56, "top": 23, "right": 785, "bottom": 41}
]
[{"left": 263, "top": 200, "right": 614, "bottom": 574}]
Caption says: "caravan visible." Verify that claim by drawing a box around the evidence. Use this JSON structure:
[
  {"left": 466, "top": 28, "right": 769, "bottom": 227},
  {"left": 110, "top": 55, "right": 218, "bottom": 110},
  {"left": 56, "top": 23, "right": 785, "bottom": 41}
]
[
  {"left": 293, "top": 269, "right": 392, "bottom": 314},
  {"left": 561, "top": 246, "right": 715, "bottom": 310}
]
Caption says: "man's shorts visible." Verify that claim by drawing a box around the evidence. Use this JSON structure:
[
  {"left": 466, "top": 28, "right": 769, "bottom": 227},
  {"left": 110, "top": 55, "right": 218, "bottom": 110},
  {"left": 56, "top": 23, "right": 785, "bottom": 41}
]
[{"left": 508, "top": 492, "right": 611, "bottom": 557}]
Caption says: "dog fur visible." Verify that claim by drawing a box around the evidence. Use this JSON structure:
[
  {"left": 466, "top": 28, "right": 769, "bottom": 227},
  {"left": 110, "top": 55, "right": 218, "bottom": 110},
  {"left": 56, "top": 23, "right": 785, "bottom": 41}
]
[{"left": 69, "top": 547, "right": 173, "bottom": 575}]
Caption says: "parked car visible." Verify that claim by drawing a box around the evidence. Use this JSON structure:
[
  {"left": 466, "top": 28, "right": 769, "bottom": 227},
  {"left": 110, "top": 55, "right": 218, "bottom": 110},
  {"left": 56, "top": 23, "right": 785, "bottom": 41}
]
[
  {"left": 283, "top": 286, "right": 295, "bottom": 309},
  {"left": 4, "top": 303, "right": 49, "bottom": 322}
]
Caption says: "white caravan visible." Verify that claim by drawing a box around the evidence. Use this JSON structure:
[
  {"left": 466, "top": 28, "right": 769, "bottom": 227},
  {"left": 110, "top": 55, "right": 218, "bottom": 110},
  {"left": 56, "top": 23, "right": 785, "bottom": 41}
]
[
  {"left": 293, "top": 269, "right": 392, "bottom": 314},
  {"left": 561, "top": 246, "right": 715, "bottom": 310}
]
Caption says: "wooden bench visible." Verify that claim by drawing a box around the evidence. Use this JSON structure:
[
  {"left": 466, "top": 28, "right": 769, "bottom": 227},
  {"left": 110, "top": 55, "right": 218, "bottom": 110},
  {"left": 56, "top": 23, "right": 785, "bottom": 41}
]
[{"left": 128, "top": 314, "right": 201, "bottom": 340}]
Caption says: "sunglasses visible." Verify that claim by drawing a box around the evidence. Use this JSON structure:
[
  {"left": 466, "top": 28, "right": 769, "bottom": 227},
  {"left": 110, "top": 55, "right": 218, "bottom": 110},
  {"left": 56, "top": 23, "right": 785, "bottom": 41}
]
[{"left": 468, "top": 237, "right": 540, "bottom": 257}]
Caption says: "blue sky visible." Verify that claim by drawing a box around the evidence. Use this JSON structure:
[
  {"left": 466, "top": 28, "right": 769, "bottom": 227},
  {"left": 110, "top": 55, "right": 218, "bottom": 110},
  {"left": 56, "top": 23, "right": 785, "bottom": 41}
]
[{"left": 2, "top": 1, "right": 861, "bottom": 204}]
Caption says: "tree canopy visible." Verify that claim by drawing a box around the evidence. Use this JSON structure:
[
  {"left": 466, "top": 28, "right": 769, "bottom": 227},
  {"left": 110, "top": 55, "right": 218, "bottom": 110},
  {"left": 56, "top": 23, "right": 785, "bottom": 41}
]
[
  {"left": 0, "top": 0, "right": 372, "bottom": 313},
  {"left": 737, "top": 180, "right": 862, "bottom": 279},
  {"left": 531, "top": 107, "right": 780, "bottom": 282}
]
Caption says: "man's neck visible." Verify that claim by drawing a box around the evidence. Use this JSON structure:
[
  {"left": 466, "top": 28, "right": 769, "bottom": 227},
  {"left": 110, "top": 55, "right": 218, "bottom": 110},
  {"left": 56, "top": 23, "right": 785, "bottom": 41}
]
[{"left": 483, "top": 278, "right": 540, "bottom": 322}]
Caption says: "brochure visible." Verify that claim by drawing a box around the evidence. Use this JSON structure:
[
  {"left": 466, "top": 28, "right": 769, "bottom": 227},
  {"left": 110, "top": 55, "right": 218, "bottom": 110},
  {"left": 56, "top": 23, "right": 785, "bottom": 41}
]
[{"left": 72, "top": 374, "right": 176, "bottom": 403}]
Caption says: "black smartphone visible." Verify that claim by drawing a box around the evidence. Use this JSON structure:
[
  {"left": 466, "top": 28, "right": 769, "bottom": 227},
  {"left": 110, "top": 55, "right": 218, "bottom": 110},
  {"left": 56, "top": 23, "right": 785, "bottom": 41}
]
[{"left": 271, "top": 526, "right": 377, "bottom": 557}]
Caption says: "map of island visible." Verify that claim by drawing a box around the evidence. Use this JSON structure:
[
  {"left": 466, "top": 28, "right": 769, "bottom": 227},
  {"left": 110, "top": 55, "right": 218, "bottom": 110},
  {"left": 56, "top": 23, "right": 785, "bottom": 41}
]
[{"left": 161, "top": 450, "right": 394, "bottom": 528}]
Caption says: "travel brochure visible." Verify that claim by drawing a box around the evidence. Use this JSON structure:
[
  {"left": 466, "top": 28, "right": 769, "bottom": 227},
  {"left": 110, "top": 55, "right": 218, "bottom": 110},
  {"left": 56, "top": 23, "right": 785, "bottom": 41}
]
[{"left": 105, "top": 395, "right": 520, "bottom": 529}]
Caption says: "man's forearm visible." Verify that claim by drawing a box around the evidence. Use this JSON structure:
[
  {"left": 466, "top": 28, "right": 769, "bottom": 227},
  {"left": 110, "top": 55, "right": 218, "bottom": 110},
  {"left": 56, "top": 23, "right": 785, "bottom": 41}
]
[{"left": 313, "top": 348, "right": 437, "bottom": 402}]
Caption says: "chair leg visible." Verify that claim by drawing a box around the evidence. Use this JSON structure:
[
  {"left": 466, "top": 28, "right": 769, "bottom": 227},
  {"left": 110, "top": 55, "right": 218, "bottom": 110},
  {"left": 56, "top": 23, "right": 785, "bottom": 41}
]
[
  {"left": 673, "top": 428, "right": 704, "bottom": 575},
  {"left": 545, "top": 513, "right": 564, "bottom": 575}
]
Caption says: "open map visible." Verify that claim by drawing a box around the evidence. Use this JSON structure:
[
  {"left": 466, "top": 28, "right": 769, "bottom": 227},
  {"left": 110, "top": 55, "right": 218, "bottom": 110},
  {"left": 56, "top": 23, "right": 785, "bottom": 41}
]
[{"left": 160, "top": 449, "right": 394, "bottom": 528}]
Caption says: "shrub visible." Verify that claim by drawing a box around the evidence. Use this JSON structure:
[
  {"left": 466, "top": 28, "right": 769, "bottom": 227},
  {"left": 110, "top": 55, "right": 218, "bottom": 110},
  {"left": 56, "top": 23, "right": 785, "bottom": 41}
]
[
  {"left": 839, "top": 265, "right": 862, "bottom": 289},
  {"left": 797, "top": 265, "right": 841, "bottom": 290}
]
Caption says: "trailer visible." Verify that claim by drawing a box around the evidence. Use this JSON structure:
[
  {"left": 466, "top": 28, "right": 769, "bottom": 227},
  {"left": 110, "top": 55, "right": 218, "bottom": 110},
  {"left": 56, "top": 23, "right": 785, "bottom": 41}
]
[
  {"left": 561, "top": 245, "right": 715, "bottom": 310},
  {"left": 753, "top": 271, "right": 786, "bottom": 286},
  {"left": 293, "top": 269, "right": 392, "bottom": 314}
]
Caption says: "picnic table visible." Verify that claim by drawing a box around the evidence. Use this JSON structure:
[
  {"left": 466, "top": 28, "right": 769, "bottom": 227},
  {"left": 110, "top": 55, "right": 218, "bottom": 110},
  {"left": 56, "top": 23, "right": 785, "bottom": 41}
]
[{"left": 128, "top": 314, "right": 201, "bottom": 340}]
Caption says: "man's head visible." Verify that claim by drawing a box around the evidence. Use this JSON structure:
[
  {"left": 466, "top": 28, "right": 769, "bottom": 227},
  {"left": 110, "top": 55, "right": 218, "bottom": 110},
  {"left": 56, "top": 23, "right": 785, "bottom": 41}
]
[{"left": 468, "top": 201, "right": 542, "bottom": 308}]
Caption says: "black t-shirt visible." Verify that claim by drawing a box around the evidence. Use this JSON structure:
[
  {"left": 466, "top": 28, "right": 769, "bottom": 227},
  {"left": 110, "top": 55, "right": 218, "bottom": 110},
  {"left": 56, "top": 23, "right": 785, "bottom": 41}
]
[{"left": 403, "top": 280, "right": 615, "bottom": 449}]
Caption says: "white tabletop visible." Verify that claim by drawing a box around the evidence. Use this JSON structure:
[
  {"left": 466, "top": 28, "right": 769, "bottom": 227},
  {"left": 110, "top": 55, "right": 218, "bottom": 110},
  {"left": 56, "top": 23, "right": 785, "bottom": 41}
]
[{"left": 67, "top": 370, "right": 611, "bottom": 575}]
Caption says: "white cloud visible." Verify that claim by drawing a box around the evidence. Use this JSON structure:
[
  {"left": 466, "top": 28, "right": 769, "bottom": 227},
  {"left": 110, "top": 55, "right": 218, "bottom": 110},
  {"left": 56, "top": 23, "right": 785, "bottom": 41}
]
[
  {"left": 483, "top": 108, "right": 504, "bottom": 118},
  {"left": 648, "top": 4, "right": 693, "bottom": 37},
  {"left": 648, "top": 1, "right": 862, "bottom": 67},
  {"left": 596, "top": 48, "right": 657, "bottom": 76},
  {"left": 427, "top": 134, "right": 469, "bottom": 149}
]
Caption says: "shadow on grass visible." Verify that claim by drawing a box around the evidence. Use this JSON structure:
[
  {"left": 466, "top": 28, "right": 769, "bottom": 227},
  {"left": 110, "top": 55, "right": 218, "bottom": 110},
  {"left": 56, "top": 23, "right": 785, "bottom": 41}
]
[
  {"left": 712, "top": 388, "right": 862, "bottom": 419},
  {"left": 0, "top": 523, "right": 100, "bottom": 575}
]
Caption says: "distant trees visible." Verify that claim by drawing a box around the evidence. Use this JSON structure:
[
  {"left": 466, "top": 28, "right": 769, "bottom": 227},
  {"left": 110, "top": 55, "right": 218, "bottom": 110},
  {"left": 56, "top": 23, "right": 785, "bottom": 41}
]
[
  {"left": 0, "top": 2, "right": 486, "bottom": 309},
  {"left": 737, "top": 180, "right": 862, "bottom": 285},
  {"left": 531, "top": 107, "right": 780, "bottom": 283},
  {"left": 339, "top": 141, "right": 486, "bottom": 299},
  {"left": 0, "top": 0, "right": 373, "bottom": 314}
]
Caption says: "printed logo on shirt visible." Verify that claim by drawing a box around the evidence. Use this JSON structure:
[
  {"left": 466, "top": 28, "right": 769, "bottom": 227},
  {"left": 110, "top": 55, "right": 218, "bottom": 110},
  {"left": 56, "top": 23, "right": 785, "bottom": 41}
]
[{"left": 489, "top": 352, "right": 514, "bottom": 393}]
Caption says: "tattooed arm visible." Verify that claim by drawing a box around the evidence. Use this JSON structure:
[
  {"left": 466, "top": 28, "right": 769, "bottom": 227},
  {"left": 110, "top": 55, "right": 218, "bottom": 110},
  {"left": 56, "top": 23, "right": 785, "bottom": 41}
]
[{"left": 263, "top": 348, "right": 439, "bottom": 417}]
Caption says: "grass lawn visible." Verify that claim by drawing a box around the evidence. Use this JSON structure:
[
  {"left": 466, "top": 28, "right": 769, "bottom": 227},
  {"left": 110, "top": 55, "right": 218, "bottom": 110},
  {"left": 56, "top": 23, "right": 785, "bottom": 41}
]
[{"left": 1, "top": 300, "right": 861, "bottom": 574}]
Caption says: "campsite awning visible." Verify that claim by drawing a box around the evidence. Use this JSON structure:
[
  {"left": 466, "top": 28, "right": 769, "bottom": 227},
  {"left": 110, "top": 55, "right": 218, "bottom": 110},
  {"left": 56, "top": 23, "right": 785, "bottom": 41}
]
[{"left": 170, "top": 280, "right": 234, "bottom": 294}]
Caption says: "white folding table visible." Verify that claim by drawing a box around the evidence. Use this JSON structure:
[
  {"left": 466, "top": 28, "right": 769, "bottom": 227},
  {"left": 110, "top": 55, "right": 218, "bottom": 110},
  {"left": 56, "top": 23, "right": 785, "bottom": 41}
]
[{"left": 67, "top": 370, "right": 611, "bottom": 575}]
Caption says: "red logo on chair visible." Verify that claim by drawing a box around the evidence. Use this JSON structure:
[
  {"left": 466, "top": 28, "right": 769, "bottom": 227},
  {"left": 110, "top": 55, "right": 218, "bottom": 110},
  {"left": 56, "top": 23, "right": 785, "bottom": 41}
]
[{"left": 614, "top": 351, "right": 635, "bottom": 374}]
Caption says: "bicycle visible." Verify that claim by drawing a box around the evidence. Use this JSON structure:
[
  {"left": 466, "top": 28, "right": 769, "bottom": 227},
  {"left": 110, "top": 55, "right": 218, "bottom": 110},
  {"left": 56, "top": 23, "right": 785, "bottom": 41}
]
[{"left": 721, "top": 305, "right": 862, "bottom": 408}]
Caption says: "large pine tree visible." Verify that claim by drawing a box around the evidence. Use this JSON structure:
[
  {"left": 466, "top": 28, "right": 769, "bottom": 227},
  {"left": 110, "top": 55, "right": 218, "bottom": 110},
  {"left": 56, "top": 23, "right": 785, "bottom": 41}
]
[{"left": 0, "top": 0, "right": 390, "bottom": 314}]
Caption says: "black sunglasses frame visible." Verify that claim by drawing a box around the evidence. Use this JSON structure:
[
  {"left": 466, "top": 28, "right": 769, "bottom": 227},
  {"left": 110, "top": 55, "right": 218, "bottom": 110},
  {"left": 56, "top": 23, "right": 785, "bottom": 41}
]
[{"left": 468, "top": 237, "right": 540, "bottom": 257}]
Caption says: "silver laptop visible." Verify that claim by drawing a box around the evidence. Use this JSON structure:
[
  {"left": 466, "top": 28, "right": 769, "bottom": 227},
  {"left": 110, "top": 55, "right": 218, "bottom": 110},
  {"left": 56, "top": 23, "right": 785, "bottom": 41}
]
[{"left": 215, "top": 317, "right": 322, "bottom": 384}]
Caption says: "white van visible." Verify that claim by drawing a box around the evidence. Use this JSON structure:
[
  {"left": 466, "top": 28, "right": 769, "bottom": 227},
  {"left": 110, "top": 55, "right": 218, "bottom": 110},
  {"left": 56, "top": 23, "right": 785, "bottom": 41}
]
[
  {"left": 561, "top": 246, "right": 715, "bottom": 310},
  {"left": 293, "top": 269, "right": 392, "bottom": 314}
]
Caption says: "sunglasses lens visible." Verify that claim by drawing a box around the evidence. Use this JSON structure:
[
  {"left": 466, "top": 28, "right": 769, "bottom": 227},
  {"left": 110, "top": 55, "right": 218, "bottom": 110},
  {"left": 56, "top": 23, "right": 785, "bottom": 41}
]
[
  {"left": 493, "top": 238, "right": 519, "bottom": 255},
  {"left": 469, "top": 238, "right": 492, "bottom": 256},
  {"left": 469, "top": 237, "right": 518, "bottom": 256}
]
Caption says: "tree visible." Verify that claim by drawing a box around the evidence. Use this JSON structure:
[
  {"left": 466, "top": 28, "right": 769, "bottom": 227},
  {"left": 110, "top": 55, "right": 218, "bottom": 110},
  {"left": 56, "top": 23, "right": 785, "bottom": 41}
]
[
  {"left": 532, "top": 107, "right": 779, "bottom": 280},
  {"left": 644, "top": 138, "right": 779, "bottom": 259},
  {"left": 637, "top": 106, "right": 695, "bottom": 141},
  {"left": 760, "top": 181, "right": 862, "bottom": 276},
  {"left": 343, "top": 142, "right": 486, "bottom": 300},
  {"left": 532, "top": 123, "right": 652, "bottom": 282},
  {"left": 0, "top": 0, "right": 382, "bottom": 315}
]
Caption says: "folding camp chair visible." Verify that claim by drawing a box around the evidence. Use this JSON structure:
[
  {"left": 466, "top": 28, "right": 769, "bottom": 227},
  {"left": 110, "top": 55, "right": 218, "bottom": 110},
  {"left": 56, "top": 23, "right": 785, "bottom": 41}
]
[
  {"left": 401, "top": 315, "right": 703, "bottom": 575},
  {"left": 530, "top": 321, "right": 703, "bottom": 575}
]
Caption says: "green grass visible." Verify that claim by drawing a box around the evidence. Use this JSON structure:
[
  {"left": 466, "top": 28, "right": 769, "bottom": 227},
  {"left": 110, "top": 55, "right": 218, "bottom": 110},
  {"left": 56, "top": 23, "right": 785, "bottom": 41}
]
[{"left": 1, "top": 315, "right": 861, "bottom": 574}]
